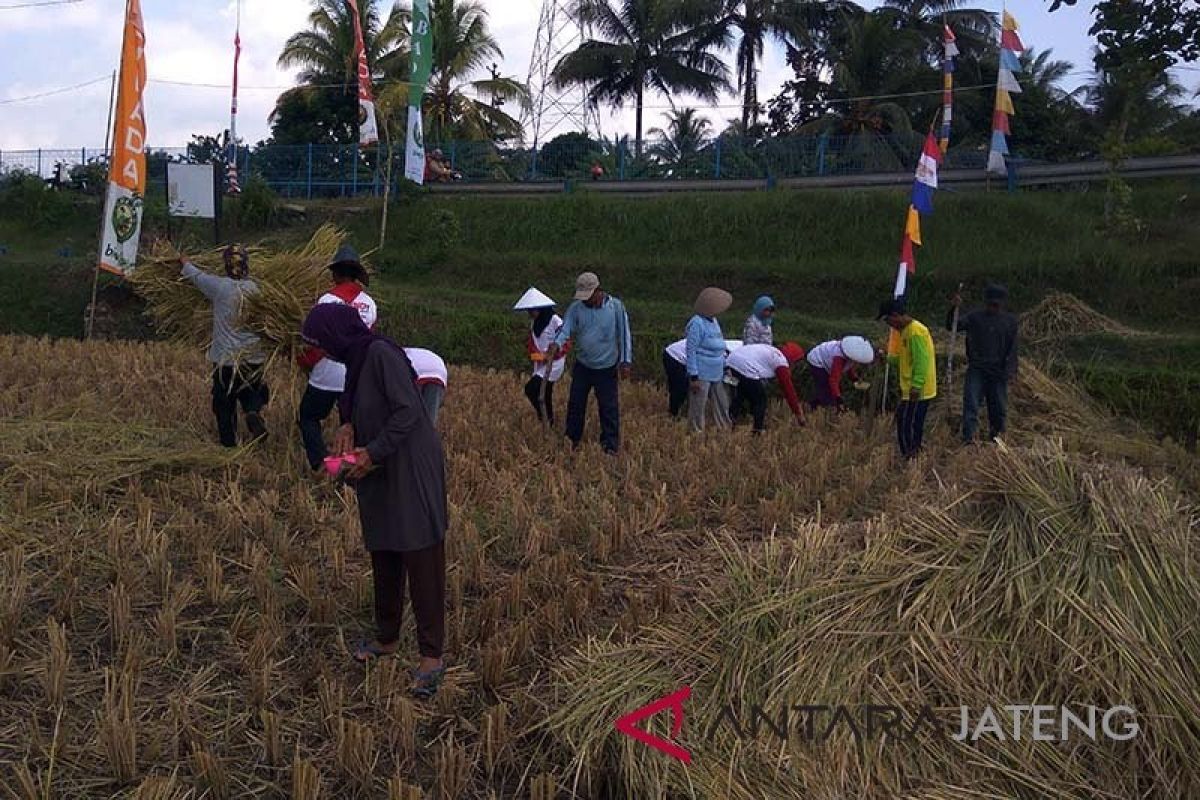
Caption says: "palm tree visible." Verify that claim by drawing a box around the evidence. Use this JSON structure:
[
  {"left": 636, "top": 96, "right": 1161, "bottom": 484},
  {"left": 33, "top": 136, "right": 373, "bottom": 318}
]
[
  {"left": 714, "top": 0, "right": 850, "bottom": 131},
  {"left": 647, "top": 107, "right": 713, "bottom": 171},
  {"left": 552, "top": 0, "right": 732, "bottom": 157},
  {"left": 802, "top": 8, "right": 925, "bottom": 136},
  {"left": 379, "top": 0, "right": 529, "bottom": 142},
  {"left": 1020, "top": 48, "right": 1075, "bottom": 99},
  {"left": 880, "top": 0, "right": 996, "bottom": 60},
  {"left": 277, "top": 0, "right": 409, "bottom": 92},
  {"left": 273, "top": 0, "right": 409, "bottom": 142}
]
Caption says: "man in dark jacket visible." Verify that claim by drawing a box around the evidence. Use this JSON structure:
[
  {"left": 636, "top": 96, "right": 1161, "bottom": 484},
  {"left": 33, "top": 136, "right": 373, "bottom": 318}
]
[{"left": 948, "top": 284, "right": 1019, "bottom": 443}]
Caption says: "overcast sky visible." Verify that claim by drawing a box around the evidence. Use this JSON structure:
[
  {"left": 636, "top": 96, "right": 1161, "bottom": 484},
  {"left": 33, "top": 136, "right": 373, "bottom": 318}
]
[{"left": 0, "top": 0, "right": 1196, "bottom": 152}]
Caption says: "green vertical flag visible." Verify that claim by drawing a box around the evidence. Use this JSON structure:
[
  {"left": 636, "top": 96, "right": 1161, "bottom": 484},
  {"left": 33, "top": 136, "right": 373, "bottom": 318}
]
[{"left": 404, "top": 0, "right": 432, "bottom": 184}]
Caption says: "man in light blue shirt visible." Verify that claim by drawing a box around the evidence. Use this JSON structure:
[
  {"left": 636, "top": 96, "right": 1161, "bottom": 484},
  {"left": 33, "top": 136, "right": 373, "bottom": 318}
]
[{"left": 544, "top": 272, "right": 632, "bottom": 454}]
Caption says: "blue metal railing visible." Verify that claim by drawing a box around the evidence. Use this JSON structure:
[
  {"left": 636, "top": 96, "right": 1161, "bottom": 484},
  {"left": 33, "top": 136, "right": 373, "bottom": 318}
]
[{"left": 0, "top": 134, "right": 1003, "bottom": 199}]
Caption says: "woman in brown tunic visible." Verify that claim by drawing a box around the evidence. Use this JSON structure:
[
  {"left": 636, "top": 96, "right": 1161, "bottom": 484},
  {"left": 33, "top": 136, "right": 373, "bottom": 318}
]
[{"left": 301, "top": 303, "right": 448, "bottom": 697}]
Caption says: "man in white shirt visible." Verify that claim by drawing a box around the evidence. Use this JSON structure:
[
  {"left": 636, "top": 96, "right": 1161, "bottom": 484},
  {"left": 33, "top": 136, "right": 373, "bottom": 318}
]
[{"left": 296, "top": 245, "right": 377, "bottom": 471}]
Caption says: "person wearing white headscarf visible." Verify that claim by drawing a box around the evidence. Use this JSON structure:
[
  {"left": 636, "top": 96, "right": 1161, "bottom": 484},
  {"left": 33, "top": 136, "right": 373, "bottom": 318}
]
[{"left": 806, "top": 336, "right": 877, "bottom": 412}]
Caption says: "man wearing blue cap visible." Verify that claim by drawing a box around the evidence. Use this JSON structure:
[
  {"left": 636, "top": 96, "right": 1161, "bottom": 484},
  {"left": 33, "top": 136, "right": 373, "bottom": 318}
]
[{"left": 948, "top": 284, "right": 1019, "bottom": 443}]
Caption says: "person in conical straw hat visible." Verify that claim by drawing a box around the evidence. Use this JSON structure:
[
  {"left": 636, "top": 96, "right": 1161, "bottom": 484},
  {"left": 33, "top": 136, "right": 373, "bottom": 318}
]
[
  {"left": 805, "top": 335, "right": 878, "bottom": 412},
  {"left": 684, "top": 287, "right": 734, "bottom": 433},
  {"left": 513, "top": 287, "right": 570, "bottom": 426}
]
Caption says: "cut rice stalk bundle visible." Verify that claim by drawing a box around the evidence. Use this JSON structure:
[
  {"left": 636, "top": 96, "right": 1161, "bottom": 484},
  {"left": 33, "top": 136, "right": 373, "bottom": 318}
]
[
  {"left": 1021, "top": 291, "right": 1140, "bottom": 343},
  {"left": 130, "top": 224, "right": 360, "bottom": 368}
]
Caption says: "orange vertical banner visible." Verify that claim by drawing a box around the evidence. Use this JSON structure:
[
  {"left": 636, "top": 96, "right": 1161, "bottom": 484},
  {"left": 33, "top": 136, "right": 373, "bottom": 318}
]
[{"left": 99, "top": 0, "right": 147, "bottom": 275}]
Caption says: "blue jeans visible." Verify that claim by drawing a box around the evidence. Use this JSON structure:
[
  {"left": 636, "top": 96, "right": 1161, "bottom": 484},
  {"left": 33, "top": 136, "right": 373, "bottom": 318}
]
[
  {"left": 962, "top": 368, "right": 1009, "bottom": 442},
  {"left": 565, "top": 363, "right": 620, "bottom": 453},
  {"left": 896, "top": 399, "right": 930, "bottom": 460}
]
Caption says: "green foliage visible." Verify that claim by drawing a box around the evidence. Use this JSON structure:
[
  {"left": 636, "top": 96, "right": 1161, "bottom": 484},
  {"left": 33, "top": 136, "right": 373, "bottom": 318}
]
[
  {"left": 536, "top": 132, "right": 602, "bottom": 178},
  {"left": 234, "top": 177, "right": 281, "bottom": 229},
  {"left": 428, "top": 207, "right": 462, "bottom": 259},
  {"left": 0, "top": 171, "right": 74, "bottom": 230}
]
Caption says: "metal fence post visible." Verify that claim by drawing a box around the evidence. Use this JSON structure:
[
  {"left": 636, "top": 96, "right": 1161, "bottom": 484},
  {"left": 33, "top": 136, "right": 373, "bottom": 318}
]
[
  {"left": 530, "top": 145, "right": 539, "bottom": 180},
  {"left": 352, "top": 145, "right": 359, "bottom": 197},
  {"left": 450, "top": 141, "right": 457, "bottom": 170},
  {"left": 37, "top": 148, "right": 42, "bottom": 176},
  {"left": 817, "top": 133, "right": 828, "bottom": 176},
  {"left": 618, "top": 142, "right": 625, "bottom": 181},
  {"left": 714, "top": 137, "right": 722, "bottom": 179},
  {"left": 306, "top": 143, "right": 313, "bottom": 199}
]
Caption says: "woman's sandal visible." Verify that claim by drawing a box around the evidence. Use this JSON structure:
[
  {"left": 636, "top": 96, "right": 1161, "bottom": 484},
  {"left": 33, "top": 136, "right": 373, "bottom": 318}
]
[
  {"left": 352, "top": 640, "right": 397, "bottom": 664},
  {"left": 410, "top": 665, "right": 447, "bottom": 699}
]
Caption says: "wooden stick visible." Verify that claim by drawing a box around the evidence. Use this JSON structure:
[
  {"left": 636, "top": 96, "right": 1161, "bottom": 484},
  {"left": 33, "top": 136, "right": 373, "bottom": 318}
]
[{"left": 87, "top": 67, "right": 121, "bottom": 341}]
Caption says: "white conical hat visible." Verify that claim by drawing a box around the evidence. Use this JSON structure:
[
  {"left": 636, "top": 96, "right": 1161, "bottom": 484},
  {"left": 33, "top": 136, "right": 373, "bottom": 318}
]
[
  {"left": 513, "top": 287, "right": 556, "bottom": 310},
  {"left": 840, "top": 335, "right": 874, "bottom": 364}
]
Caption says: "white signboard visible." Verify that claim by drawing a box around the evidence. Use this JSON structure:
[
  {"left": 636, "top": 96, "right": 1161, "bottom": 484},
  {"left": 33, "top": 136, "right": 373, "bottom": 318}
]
[{"left": 167, "top": 162, "right": 216, "bottom": 218}]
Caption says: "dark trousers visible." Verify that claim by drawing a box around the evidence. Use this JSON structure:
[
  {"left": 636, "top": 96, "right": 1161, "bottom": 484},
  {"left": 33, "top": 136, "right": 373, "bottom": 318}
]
[
  {"left": 524, "top": 375, "right": 556, "bottom": 424},
  {"left": 808, "top": 365, "right": 837, "bottom": 408},
  {"left": 211, "top": 364, "right": 268, "bottom": 448},
  {"left": 730, "top": 371, "right": 769, "bottom": 432},
  {"left": 896, "top": 399, "right": 931, "bottom": 460},
  {"left": 565, "top": 363, "right": 620, "bottom": 453},
  {"left": 297, "top": 385, "right": 341, "bottom": 470},
  {"left": 371, "top": 542, "right": 446, "bottom": 658},
  {"left": 663, "top": 353, "right": 689, "bottom": 417},
  {"left": 962, "top": 368, "right": 1009, "bottom": 442}
]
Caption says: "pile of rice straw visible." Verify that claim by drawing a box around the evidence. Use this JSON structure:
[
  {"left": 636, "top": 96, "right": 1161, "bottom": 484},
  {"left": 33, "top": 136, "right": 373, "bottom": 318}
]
[
  {"left": 1021, "top": 291, "right": 1138, "bottom": 343},
  {"left": 129, "top": 224, "right": 362, "bottom": 366}
]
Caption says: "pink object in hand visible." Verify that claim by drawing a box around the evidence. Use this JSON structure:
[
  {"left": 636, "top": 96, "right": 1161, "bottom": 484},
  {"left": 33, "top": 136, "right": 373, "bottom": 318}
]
[{"left": 322, "top": 453, "right": 359, "bottom": 476}]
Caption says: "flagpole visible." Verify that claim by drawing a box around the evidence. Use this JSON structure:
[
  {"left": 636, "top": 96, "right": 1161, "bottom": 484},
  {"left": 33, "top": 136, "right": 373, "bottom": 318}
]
[{"left": 87, "top": 5, "right": 129, "bottom": 341}]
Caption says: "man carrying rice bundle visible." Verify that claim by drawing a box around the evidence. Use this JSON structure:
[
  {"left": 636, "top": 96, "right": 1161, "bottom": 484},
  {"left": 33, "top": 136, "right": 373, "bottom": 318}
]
[
  {"left": 296, "top": 245, "right": 377, "bottom": 472},
  {"left": 179, "top": 246, "right": 269, "bottom": 447}
]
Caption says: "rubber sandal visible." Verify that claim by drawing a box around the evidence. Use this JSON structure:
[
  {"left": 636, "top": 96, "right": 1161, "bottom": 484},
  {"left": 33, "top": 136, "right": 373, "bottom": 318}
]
[
  {"left": 352, "top": 640, "right": 396, "bottom": 664},
  {"left": 409, "top": 665, "right": 446, "bottom": 699}
]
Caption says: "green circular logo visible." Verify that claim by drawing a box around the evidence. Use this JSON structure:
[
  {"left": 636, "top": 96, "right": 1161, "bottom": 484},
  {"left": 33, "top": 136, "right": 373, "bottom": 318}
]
[{"left": 111, "top": 196, "right": 139, "bottom": 243}]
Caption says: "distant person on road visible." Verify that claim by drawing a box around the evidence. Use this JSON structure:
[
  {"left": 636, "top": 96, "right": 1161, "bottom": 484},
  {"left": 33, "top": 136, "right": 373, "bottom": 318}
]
[
  {"left": 403, "top": 347, "right": 449, "bottom": 426},
  {"left": 742, "top": 296, "right": 775, "bottom": 346},
  {"left": 879, "top": 299, "right": 937, "bottom": 460},
  {"left": 300, "top": 303, "right": 448, "bottom": 698},
  {"left": 948, "top": 284, "right": 1019, "bottom": 443},
  {"left": 424, "top": 149, "right": 453, "bottom": 183},
  {"left": 513, "top": 287, "right": 569, "bottom": 426},
  {"left": 543, "top": 272, "right": 633, "bottom": 454},
  {"left": 296, "top": 245, "right": 376, "bottom": 472},
  {"left": 685, "top": 287, "right": 734, "bottom": 432},
  {"left": 179, "top": 245, "right": 269, "bottom": 447},
  {"left": 727, "top": 342, "right": 807, "bottom": 433},
  {"left": 806, "top": 335, "right": 877, "bottom": 412},
  {"left": 590, "top": 161, "right": 605, "bottom": 181}
]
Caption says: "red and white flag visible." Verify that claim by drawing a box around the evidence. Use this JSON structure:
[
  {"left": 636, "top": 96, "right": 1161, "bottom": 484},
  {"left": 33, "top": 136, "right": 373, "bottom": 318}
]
[{"left": 347, "top": 0, "right": 379, "bottom": 147}]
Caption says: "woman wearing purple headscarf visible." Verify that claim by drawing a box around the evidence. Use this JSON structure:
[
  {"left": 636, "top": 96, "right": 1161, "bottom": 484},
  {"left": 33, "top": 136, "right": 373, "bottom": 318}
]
[{"left": 301, "top": 303, "right": 448, "bottom": 698}]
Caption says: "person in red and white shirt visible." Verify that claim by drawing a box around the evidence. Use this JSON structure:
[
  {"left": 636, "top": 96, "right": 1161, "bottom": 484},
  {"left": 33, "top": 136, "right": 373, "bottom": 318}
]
[
  {"left": 726, "top": 342, "right": 807, "bottom": 433},
  {"left": 513, "top": 287, "right": 569, "bottom": 426},
  {"left": 296, "top": 245, "right": 377, "bottom": 471},
  {"left": 806, "top": 335, "right": 877, "bottom": 412},
  {"left": 402, "top": 347, "right": 448, "bottom": 426}
]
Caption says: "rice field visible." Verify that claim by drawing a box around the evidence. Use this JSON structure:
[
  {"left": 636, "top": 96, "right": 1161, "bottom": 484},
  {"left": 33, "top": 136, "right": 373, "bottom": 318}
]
[{"left": 1, "top": 335, "right": 1198, "bottom": 799}]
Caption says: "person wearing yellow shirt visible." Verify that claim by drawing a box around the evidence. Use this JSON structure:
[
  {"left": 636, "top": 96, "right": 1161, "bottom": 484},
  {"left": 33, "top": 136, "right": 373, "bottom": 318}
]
[{"left": 878, "top": 299, "right": 937, "bottom": 460}]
